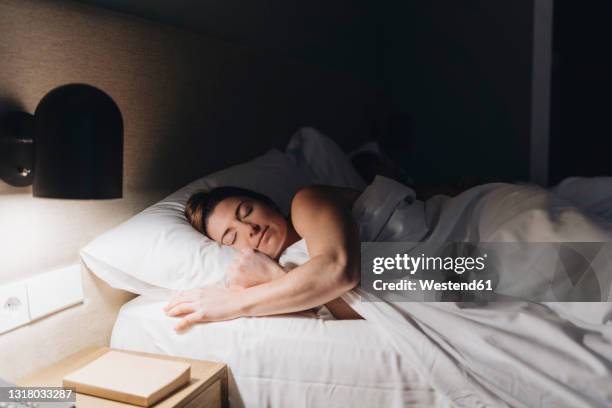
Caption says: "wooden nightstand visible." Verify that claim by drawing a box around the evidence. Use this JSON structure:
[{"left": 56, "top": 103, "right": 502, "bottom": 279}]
[{"left": 16, "top": 347, "right": 228, "bottom": 408}]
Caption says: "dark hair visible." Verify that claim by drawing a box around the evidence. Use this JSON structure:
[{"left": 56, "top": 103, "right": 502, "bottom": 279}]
[{"left": 184, "top": 186, "right": 279, "bottom": 238}]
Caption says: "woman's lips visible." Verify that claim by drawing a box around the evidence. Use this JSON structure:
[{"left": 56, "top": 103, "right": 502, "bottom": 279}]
[{"left": 256, "top": 226, "right": 269, "bottom": 249}]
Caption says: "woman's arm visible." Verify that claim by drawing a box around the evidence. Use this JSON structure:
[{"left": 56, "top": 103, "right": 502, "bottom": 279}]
[
  {"left": 165, "top": 186, "right": 361, "bottom": 330},
  {"left": 242, "top": 186, "right": 361, "bottom": 315},
  {"left": 224, "top": 248, "right": 361, "bottom": 319}
]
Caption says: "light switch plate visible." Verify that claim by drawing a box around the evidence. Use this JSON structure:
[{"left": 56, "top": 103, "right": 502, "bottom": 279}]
[
  {"left": 27, "top": 264, "right": 84, "bottom": 321},
  {"left": 0, "top": 281, "right": 31, "bottom": 334}
]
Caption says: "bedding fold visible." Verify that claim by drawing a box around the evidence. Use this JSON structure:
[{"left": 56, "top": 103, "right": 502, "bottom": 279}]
[{"left": 331, "top": 176, "right": 612, "bottom": 407}]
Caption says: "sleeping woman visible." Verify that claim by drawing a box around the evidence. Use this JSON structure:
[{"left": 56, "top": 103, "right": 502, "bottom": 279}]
[
  {"left": 164, "top": 185, "right": 365, "bottom": 331},
  {"left": 162, "top": 178, "right": 612, "bottom": 407},
  {"left": 164, "top": 176, "right": 612, "bottom": 332}
]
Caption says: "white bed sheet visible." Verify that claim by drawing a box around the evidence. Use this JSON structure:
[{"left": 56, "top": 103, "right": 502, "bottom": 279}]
[{"left": 110, "top": 296, "right": 444, "bottom": 408}]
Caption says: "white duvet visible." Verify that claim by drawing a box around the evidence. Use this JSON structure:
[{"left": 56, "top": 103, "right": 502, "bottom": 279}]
[{"left": 282, "top": 176, "right": 612, "bottom": 407}]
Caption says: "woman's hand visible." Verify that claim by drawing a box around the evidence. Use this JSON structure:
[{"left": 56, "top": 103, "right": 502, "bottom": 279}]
[
  {"left": 164, "top": 286, "right": 244, "bottom": 332},
  {"left": 225, "top": 248, "right": 286, "bottom": 289}
]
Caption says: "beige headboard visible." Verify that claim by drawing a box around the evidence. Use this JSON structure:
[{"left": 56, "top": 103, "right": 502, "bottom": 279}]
[{"left": 0, "top": 0, "right": 384, "bottom": 380}]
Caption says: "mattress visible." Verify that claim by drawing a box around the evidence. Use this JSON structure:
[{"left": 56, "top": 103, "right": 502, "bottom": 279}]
[{"left": 110, "top": 296, "right": 442, "bottom": 407}]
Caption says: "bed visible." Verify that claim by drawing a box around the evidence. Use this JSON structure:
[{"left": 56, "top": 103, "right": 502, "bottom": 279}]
[
  {"left": 87, "top": 130, "right": 612, "bottom": 407},
  {"left": 110, "top": 296, "right": 445, "bottom": 408}
]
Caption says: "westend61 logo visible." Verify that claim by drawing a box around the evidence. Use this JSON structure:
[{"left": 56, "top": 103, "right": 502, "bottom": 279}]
[
  {"left": 372, "top": 253, "right": 488, "bottom": 275},
  {"left": 361, "top": 242, "right": 612, "bottom": 302}
]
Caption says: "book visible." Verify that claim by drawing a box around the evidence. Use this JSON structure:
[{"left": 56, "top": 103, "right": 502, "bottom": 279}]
[{"left": 62, "top": 350, "right": 191, "bottom": 407}]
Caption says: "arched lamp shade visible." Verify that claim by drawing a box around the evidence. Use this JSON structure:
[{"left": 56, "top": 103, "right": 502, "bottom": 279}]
[{"left": 33, "top": 84, "right": 123, "bottom": 199}]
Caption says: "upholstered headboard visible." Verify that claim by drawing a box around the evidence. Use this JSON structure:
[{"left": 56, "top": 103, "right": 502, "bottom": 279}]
[{"left": 0, "top": 0, "right": 385, "bottom": 381}]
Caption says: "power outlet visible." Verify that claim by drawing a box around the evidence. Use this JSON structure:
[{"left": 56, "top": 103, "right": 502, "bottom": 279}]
[{"left": 0, "top": 281, "right": 31, "bottom": 334}]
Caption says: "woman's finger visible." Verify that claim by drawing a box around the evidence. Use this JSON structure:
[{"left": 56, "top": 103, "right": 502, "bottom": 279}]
[
  {"left": 166, "top": 302, "right": 197, "bottom": 317},
  {"left": 164, "top": 291, "right": 186, "bottom": 311},
  {"left": 175, "top": 310, "right": 204, "bottom": 332},
  {"left": 164, "top": 290, "right": 197, "bottom": 311}
]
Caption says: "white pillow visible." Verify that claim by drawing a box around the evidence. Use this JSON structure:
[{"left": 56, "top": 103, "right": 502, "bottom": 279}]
[
  {"left": 81, "top": 149, "right": 312, "bottom": 296},
  {"left": 286, "top": 127, "right": 366, "bottom": 190}
]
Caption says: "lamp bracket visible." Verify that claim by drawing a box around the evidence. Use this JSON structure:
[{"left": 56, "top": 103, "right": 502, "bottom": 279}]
[{"left": 0, "top": 111, "right": 34, "bottom": 187}]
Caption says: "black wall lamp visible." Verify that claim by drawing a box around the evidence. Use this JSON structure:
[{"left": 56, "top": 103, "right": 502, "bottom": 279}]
[{"left": 0, "top": 84, "right": 123, "bottom": 199}]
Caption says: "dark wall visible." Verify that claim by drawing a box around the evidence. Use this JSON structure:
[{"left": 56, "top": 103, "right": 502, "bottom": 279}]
[
  {"left": 549, "top": 0, "right": 612, "bottom": 184},
  {"left": 75, "top": 0, "right": 381, "bottom": 83},
  {"left": 1, "top": 0, "right": 381, "bottom": 195},
  {"left": 380, "top": 1, "right": 534, "bottom": 184},
  {"left": 75, "top": 0, "right": 539, "bottom": 186}
]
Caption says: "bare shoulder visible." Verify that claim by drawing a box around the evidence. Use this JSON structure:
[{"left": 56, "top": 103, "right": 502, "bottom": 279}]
[
  {"left": 291, "top": 185, "right": 360, "bottom": 212},
  {"left": 289, "top": 185, "right": 361, "bottom": 239}
]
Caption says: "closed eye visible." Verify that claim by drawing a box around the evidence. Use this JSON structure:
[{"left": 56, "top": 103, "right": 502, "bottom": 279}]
[
  {"left": 221, "top": 201, "right": 251, "bottom": 246},
  {"left": 239, "top": 202, "right": 253, "bottom": 219},
  {"left": 222, "top": 230, "right": 237, "bottom": 246}
]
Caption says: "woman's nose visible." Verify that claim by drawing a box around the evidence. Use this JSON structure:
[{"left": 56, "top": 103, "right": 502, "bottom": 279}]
[
  {"left": 244, "top": 223, "right": 260, "bottom": 247},
  {"left": 249, "top": 223, "right": 260, "bottom": 236}
]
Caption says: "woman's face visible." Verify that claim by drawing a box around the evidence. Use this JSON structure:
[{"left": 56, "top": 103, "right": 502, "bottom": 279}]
[{"left": 206, "top": 196, "right": 288, "bottom": 259}]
